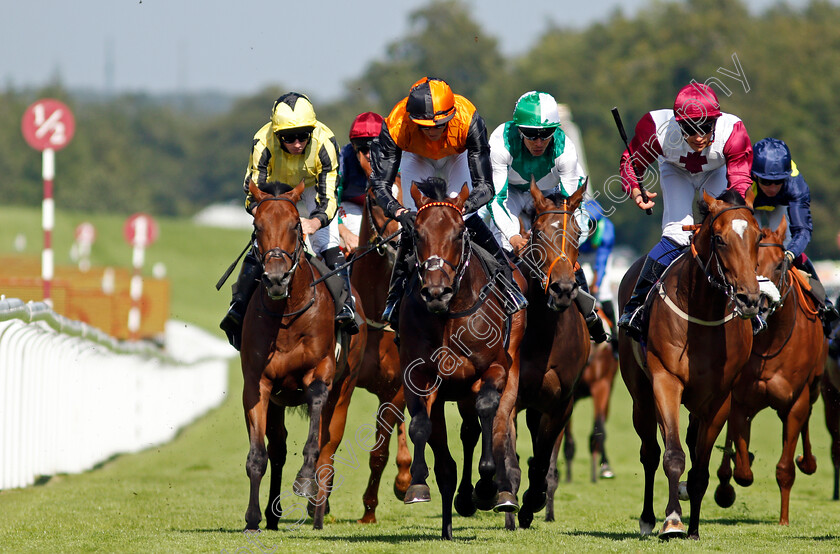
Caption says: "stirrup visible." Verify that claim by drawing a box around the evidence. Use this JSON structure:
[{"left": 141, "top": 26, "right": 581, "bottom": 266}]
[
  {"left": 220, "top": 305, "right": 243, "bottom": 351},
  {"left": 337, "top": 305, "right": 360, "bottom": 335},
  {"left": 586, "top": 312, "right": 609, "bottom": 344},
  {"left": 382, "top": 299, "right": 399, "bottom": 325},
  {"left": 618, "top": 307, "right": 644, "bottom": 342}
]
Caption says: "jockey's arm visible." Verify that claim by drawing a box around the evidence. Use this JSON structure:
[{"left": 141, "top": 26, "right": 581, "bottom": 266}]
[
  {"left": 785, "top": 173, "right": 813, "bottom": 258},
  {"left": 619, "top": 113, "right": 661, "bottom": 210},
  {"left": 722, "top": 120, "right": 753, "bottom": 197},
  {"left": 307, "top": 130, "right": 341, "bottom": 231},
  {"left": 462, "top": 112, "right": 494, "bottom": 215},
  {"left": 369, "top": 121, "right": 404, "bottom": 218}
]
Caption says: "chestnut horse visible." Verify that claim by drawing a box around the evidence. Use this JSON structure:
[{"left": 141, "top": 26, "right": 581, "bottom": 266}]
[
  {"left": 823, "top": 351, "right": 840, "bottom": 500},
  {"left": 545, "top": 312, "right": 618, "bottom": 520},
  {"left": 618, "top": 189, "right": 761, "bottom": 539},
  {"left": 714, "top": 217, "right": 824, "bottom": 525},
  {"left": 350, "top": 178, "right": 412, "bottom": 524},
  {"left": 400, "top": 178, "right": 522, "bottom": 540},
  {"left": 240, "top": 180, "right": 366, "bottom": 532},
  {"left": 508, "top": 181, "right": 592, "bottom": 530}
]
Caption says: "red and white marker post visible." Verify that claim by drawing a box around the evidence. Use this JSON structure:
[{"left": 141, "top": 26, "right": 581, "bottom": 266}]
[
  {"left": 21, "top": 99, "right": 76, "bottom": 307},
  {"left": 123, "top": 213, "right": 159, "bottom": 340}
]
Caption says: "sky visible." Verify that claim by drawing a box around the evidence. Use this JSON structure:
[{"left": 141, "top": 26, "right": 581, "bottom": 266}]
[{"left": 2, "top": 0, "right": 817, "bottom": 102}]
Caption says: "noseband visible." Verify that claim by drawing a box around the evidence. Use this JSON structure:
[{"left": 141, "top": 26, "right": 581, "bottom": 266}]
[
  {"left": 414, "top": 201, "right": 471, "bottom": 292},
  {"left": 531, "top": 202, "right": 581, "bottom": 292},
  {"left": 250, "top": 195, "right": 305, "bottom": 275}
]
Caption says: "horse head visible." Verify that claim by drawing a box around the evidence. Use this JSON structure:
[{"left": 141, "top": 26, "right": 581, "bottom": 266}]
[
  {"left": 248, "top": 178, "right": 306, "bottom": 300},
  {"left": 410, "top": 178, "right": 470, "bottom": 314},
  {"left": 365, "top": 181, "right": 402, "bottom": 257},
  {"left": 525, "top": 178, "right": 587, "bottom": 311},
  {"left": 756, "top": 216, "right": 788, "bottom": 317},
  {"left": 695, "top": 187, "right": 762, "bottom": 319}
]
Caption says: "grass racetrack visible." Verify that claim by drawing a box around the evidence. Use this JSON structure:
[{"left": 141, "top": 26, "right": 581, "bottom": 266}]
[{"left": 1, "top": 205, "right": 839, "bottom": 552}]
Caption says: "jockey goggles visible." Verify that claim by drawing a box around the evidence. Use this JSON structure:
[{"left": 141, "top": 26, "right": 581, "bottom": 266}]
[
  {"left": 519, "top": 127, "right": 555, "bottom": 140},
  {"left": 278, "top": 131, "right": 311, "bottom": 144},
  {"left": 678, "top": 119, "right": 715, "bottom": 137}
]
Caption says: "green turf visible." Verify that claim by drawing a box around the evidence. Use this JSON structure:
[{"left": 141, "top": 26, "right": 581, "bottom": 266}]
[{"left": 1, "top": 205, "right": 839, "bottom": 552}]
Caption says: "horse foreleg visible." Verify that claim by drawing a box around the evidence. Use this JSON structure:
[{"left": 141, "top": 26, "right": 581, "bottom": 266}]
[
  {"left": 294, "top": 379, "right": 329, "bottom": 501},
  {"left": 453, "top": 400, "right": 480, "bottom": 517},
  {"left": 685, "top": 395, "right": 730, "bottom": 540},
  {"left": 563, "top": 419, "right": 576, "bottom": 483},
  {"left": 474, "top": 380, "right": 503, "bottom": 511},
  {"left": 504, "top": 409, "right": 521, "bottom": 531},
  {"left": 404, "top": 383, "right": 434, "bottom": 505},
  {"left": 265, "top": 402, "right": 288, "bottom": 530},
  {"left": 310, "top": 371, "right": 356, "bottom": 530},
  {"left": 243, "top": 376, "right": 272, "bottom": 531},
  {"left": 713, "top": 421, "right": 737, "bottom": 510},
  {"left": 590, "top": 377, "right": 613, "bottom": 482},
  {"left": 359, "top": 393, "right": 407, "bottom": 524},
  {"left": 823, "top": 375, "right": 840, "bottom": 500},
  {"left": 624, "top": 369, "right": 660, "bottom": 536},
  {"left": 520, "top": 407, "right": 568, "bottom": 529},
  {"left": 544, "top": 433, "right": 562, "bottom": 522},
  {"left": 732, "top": 404, "right": 756, "bottom": 488},
  {"left": 795, "top": 383, "right": 818, "bottom": 476},
  {"left": 652, "top": 372, "right": 687, "bottom": 539},
  {"left": 428, "top": 400, "right": 457, "bottom": 540},
  {"left": 776, "top": 388, "right": 813, "bottom": 525}
]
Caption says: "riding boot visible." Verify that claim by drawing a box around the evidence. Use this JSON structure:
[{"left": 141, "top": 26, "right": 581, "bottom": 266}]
[
  {"left": 465, "top": 215, "right": 528, "bottom": 315},
  {"left": 323, "top": 247, "right": 359, "bottom": 335},
  {"left": 382, "top": 235, "right": 412, "bottom": 327},
  {"left": 219, "top": 249, "right": 262, "bottom": 351},
  {"left": 801, "top": 257, "right": 839, "bottom": 336},
  {"left": 618, "top": 256, "right": 668, "bottom": 342},
  {"left": 574, "top": 267, "right": 608, "bottom": 344},
  {"left": 600, "top": 299, "right": 620, "bottom": 357}
]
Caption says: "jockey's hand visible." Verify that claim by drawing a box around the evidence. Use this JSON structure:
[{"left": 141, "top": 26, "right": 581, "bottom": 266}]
[
  {"left": 509, "top": 234, "right": 528, "bottom": 255},
  {"left": 339, "top": 223, "right": 359, "bottom": 254},
  {"left": 631, "top": 188, "right": 657, "bottom": 212},
  {"left": 784, "top": 250, "right": 795, "bottom": 264},
  {"left": 300, "top": 217, "right": 321, "bottom": 236},
  {"left": 396, "top": 208, "right": 416, "bottom": 233}
]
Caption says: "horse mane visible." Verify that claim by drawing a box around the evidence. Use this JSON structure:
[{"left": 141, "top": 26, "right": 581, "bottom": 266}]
[
  {"left": 544, "top": 190, "right": 569, "bottom": 206},
  {"left": 414, "top": 177, "right": 450, "bottom": 202},
  {"left": 259, "top": 181, "right": 294, "bottom": 197},
  {"left": 698, "top": 188, "right": 745, "bottom": 221}
]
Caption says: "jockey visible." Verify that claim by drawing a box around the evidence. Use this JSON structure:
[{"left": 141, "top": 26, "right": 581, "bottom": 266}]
[
  {"left": 617, "top": 83, "right": 754, "bottom": 341},
  {"left": 220, "top": 92, "right": 358, "bottom": 350},
  {"left": 370, "top": 76, "right": 528, "bottom": 328},
  {"left": 750, "top": 137, "right": 838, "bottom": 335},
  {"left": 578, "top": 198, "right": 618, "bottom": 348},
  {"left": 337, "top": 112, "right": 384, "bottom": 254},
  {"left": 488, "top": 90, "right": 607, "bottom": 343}
]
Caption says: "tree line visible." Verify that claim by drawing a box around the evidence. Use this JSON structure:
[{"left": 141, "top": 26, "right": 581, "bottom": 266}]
[{"left": 1, "top": 0, "right": 838, "bottom": 257}]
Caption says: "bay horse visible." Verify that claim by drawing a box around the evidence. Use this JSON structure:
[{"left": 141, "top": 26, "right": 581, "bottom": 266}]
[
  {"left": 617, "top": 188, "right": 761, "bottom": 539},
  {"left": 823, "top": 350, "right": 840, "bottom": 500},
  {"left": 545, "top": 311, "right": 618, "bottom": 520},
  {"left": 240, "top": 179, "right": 366, "bottom": 532},
  {"left": 714, "top": 217, "right": 824, "bottom": 525},
  {"left": 508, "top": 180, "right": 592, "bottom": 530},
  {"left": 349, "top": 170, "right": 412, "bottom": 524},
  {"left": 400, "top": 178, "right": 522, "bottom": 540}
]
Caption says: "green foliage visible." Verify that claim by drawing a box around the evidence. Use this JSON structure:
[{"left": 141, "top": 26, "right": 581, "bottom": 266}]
[{"left": 2, "top": 0, "right": 839, "bottom": 257}]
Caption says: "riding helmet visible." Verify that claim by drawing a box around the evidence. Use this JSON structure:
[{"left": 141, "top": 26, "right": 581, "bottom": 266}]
[
  {"left": 406, "top": 77, "right": 456, "bottom": 126},
  {"left": 752, "top": 138, "right": 792, "bottom": 181},
  {"left": 512, "top": 91, "right": 561, "bottom": 129}
]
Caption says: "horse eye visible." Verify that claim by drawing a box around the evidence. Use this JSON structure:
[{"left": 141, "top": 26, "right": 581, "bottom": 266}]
[{"left": 714, "top": 235, "right": 726, "bottom": 246}]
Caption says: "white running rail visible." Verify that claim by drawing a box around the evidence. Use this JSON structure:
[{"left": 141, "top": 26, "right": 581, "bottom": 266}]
[{"left": 0, "top": 297, "right": 232, "bottom": 490}]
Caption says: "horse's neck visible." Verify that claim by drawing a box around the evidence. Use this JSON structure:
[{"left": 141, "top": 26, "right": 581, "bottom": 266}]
[
  {"left": 448, "top": 252, "right": 485, "bottom": 312},
  {"left": 668, "top": 253, "right": 730, "bottom": 315}
]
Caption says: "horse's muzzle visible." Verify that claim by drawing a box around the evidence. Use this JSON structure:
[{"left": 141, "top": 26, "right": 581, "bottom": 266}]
[
  {"left": 420, "top": 285, "right": 454, "bottom": 314},
  {"left": 733, "top": 291, "right": 761, "bottom": 319},
  {"left": 262, "top": 272, "right": 291, "bottom": 301},
  {"left": 546, "top": 279, "right": 577, "bottom": 312}
]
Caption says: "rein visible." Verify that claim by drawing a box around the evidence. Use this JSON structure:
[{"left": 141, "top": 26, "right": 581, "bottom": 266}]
[
  {"left": 532, "top": 204, "right": 581, "bottom": 292},
  {"left": 364, "top": 193, "right": 400, "bottom": 256}
]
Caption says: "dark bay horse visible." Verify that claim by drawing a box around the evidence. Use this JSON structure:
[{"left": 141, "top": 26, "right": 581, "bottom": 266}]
[
  {"left": 823, "top": 352, "right": 840, "bottom": 500},
  {"left": 714, "top": 217, "right": 824, "bottom": 525},
  {"left": 618, "top": 188, "right": 761, "bottom": 539},
  {"left": 350, "top": 174, "right": 412, "bottom": 524},
  {"left": 240, "top": 180, "right": 366, "bottom": 532},
  {"left": 400, "top": 178, "right": 522, "bottom": 540},
  {"left": 545, "top": 311, "right": 618, "bottom": 520},
  {"left": 509, "top": 181, "right": 592, "bottom": 530}
]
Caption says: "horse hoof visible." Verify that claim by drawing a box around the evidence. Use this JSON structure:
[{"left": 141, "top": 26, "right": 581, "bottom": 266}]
[
  {"left": 454, "top": 491, "right": 477, "bottom": 517},
  {"left": 599, "top": 463, "right": 615, "bottom": 479},
  {"left": 518, "top": 509, "right": 534, "bottom": 529},
  {"left": 472, "top": 488, "right": 497, "bottom": 512},
  {"left": 659, "top": 515, "right": 687, "bottom": 540},
  {"left": 639, "top": 518, "right": 656, "bottom": 536},
  {"left": 522, "top": 489, "right": 547, "bottom": 513},
  {"left": 493, "top": 492, "right": 519, "bottom": 513},
  {"left": 394, "top": 480, "right": 410, "bottom": 501},
  {"left": 243, "top": 527, "right": 261, "bottom": 535},
  {"left": 714, "top": 483, "right": 736, "bottom": 508},
  {"left": 404, "top": 484, "right": 431, "bottom": 504},
  {"left": 678, "top": 480, "right": 689, "bottom": 501},
  {"left": 293, "top": 477, "right": 317, "bottom": 498},
  {"left": 796, "top": 454, "right": 817, "bottom": 475}
]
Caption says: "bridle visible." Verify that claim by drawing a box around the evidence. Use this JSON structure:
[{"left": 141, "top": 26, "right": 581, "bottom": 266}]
[
  {"left": 364, "top": 193, "right": 400, "bottom": 258},
  {"left": 414, "top": 201, "right": 471, "bottom": 294},
  {"left": 689, "top": 204, "right": 756, "bottom": 307},
  {"left": 757, "top": 239, "right": 795, "bottom": 318},
  {"left": 250, "top": 195, "right": 306, "bottom": 276},
  {"left": 529, "top": 199, "right": 581, "bottom": 292}
]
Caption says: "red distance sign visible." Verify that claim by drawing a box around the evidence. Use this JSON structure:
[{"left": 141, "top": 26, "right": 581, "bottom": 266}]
[
  {"left": 21, "top": 99, "right": 76, "bottom": 151},
  {"left": 123, "top": 213, "right": 159, "bottom": 246}
]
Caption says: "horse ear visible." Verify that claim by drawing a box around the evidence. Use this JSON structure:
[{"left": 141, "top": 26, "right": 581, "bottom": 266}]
[
  {"left": 454, "top": 182, "right": 470, "bottom": 210},
  {"left": 568, "top": 177, "right": 588, "bottom": 210},
  {"left": 744, "top": 185, "right": 756, "bottom": 210},
  {"left": 530, "top": 177, "right": 550, "bottom": 211},
  {"left": 288, "top": 179, "right": 306, "bottom": 203},
  {"left": 774, "top": 211, "right": 788, "bottom": 238},
  {"left": 410, "top": 181, "right": 426, "bottom": 208},
  {"left": 702, "top": 190, "right": 717, "bottom": 211},
  {"left": 248, "top": 178, "right": 266, "bottom": 202}
]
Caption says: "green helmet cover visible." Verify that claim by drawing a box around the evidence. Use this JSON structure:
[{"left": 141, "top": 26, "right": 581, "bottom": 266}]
[{"left": 513, "top": 91, "right": 561, "bottom": 128}]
